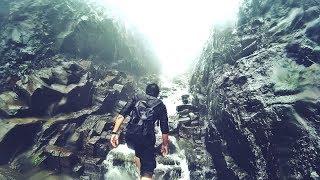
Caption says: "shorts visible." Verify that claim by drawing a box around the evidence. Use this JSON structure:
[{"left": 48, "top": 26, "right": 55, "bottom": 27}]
[{"left": 126, "top": 134, "right": 156, "bottom": 176}]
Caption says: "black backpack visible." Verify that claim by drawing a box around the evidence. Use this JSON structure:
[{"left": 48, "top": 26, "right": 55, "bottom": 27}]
[{"left": 126, "top": 95, "right": 161, "bottom": 136}]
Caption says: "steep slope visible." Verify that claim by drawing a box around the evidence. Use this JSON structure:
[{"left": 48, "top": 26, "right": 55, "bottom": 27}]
[
  {"left": 191, "top": 0, "right": 320, "bottom": 179},
  {"left": 0, "top": 0, "right": 159, "bottom": 92}
]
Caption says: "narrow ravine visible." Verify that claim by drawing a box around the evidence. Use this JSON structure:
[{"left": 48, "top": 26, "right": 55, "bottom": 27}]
[{"left": 1, "top": 0, "right": 320, "bottom": 179}]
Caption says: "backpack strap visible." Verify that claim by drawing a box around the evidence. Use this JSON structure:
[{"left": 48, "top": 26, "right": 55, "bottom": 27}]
[{"left": 149, "top": 99, "right": 162, "bottom": 109}]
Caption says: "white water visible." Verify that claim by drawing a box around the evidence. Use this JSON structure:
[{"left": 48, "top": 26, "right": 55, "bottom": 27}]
[{"left": 104, "top": 144, "right": 140, "bottom": 180}]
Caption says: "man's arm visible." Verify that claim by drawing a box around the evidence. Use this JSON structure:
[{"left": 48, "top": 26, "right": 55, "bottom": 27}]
[
  {"left": 112, "top": 114, "right": 125, "bottom": 133},
  {"left": 110, "top": 114, "right": 125, "bottom": 148},
  {"left": 159, "top": 104, "right": 170, "bottom": 155},
  {"left": 110, "top": 98, "right": 135, "bottom": 148}
]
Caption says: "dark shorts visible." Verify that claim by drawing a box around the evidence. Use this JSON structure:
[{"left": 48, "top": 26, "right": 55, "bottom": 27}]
[{"left": 126, "top": 134, "right": 156, "bottom": 176}]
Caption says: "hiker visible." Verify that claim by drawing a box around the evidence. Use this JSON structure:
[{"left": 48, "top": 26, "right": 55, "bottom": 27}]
[{"left": 110, "top": 83, "right": 169, "bottom": 180}]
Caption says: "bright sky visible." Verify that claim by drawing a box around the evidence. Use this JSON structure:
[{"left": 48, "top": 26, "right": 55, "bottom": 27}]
[{"left": 95, "top": 0, "right": 242, "bottom": 76}]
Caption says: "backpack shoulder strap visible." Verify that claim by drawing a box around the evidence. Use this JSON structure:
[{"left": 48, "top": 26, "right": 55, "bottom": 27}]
[{"left": 148, "top": 98, "right": 162, "bottom": 109}]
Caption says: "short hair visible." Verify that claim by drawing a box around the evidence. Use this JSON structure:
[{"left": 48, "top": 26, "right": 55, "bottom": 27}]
[{"left": 146, "top": 83, "right": 160, "bottom": 97}]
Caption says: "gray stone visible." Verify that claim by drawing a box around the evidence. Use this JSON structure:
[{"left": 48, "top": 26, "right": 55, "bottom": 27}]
[
  {"left": 43, "top": 145, "right": 79, "bottom": 169},
  {"left": 94, "top": 120, "right": 106, "bottom": 135},
  {"left": 0, "top": 118, "right": 42, "bottom": 164},
  {"left": 0, "top": 91, "right": 29, "bottom": 118}
]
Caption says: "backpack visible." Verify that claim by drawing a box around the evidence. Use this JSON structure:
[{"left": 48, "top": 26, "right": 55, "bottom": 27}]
[{"left": 126, "top": 95, "right": 161, "bottom": 136}]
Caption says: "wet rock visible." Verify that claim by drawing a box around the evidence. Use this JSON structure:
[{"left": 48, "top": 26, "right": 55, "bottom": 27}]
[
  {"left": 177, "top": 117, "right": 191, "bottom": 124},
  {"left": 88, "top": 136, "right": 101, "bottom": 146},
  {"left": 191, "top": 0, "right": 320, "bottom": 178},
  {"left": 81, "top": 157, "right": 104, "bottom": 179},
  {"left": 43, "top": 145, "right": 79, "bottom": 170},
  {"left": 96, "top": 90, "right": 118, "bottom": 114},
  {"left": 96, "top": 143, "right": 109, "bottom": 157},
  {"left": 178, "top": 124, "right": 194, "bottom": 139},
  {"left": 286, "top": 42, "right": 320, "bottom": 67},
  {"left": 113, "top": 84, "right": 124, "bottom": 94},
  {"left": 9, "top": 153, "right": 33, "bottom": 173},
  {"left": 240, "top": 40, "right": 258, "bottom": 58},
  {"left": 154, "top": 166, "right": 182, "bottom": 180},
  {"left": 73, "top": 164, "right": 84, "bottom": 176},
  {"left": 306, "top": 18, "right": 320, "bottom": 44},
  {"left": 181, "top": 94, "right": 190, "bottom": 104},
  {"left": 188, "top": 112, "right": 199, "bottom": 121},
  {"left": 13, "top": 62, "right": 95, "bottom": 116},
  {"left": 100, "top": 131, "right": 109, "bottom": 140},
  {"left": 16, "top": 74, "right": 64, "bottom": 116},
  {"left": 94, "top": 120, "right": 107, "bottom": 135},
  {"left": 114, "top": 100, "right": 127, "bottom": 113},
  {"left": 0, "top": 91, "right": 29, "bottom": 118},
  {"left": 104, "top": 144, "right": 139, "bottom": 180},
  {"left": 0, "top": 118, "right": 42, "bottom": 165},
  {"left": 0, "top": 167, "right": 20, "bottom": 180},
  {"left": 79, "top": 114, "right": 113, "bottom": 134},
  {"left": 66, "top": 131, "right": 82, "bottom": 150},
  {"left": 177, "top": 109, "right": 190, "bottom": 117},
  {"left": 176, "top": 104, "right": 198, "bottom": 113}
]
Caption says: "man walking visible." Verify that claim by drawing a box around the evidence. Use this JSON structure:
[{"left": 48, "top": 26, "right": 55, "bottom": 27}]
[{"left": 110, "top": 83, "right": 169, "bottom": 180}]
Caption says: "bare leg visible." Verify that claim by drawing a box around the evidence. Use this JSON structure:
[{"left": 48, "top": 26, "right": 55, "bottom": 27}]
[
  {"left": 134, "top": 156, "right": 141, "bottom": 172},
  {"left": 141, "top": 174, "right": 153, "bottom": 180},
  {"left": 135, "top": 157, "right": 153, "bottom": 180}
]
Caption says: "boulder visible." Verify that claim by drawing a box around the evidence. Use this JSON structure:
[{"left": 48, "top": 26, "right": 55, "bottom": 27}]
[
  {"left": 181, "top": 94, "right": 190, "bottom": 104},
  {"left": 16, "top": 74, "right": 64, "bottom": 116},
  {"left": 0, "top": 91, "right": 29, "bottom": 118},
  {"left": 96, "top": 90, "right": 118, "bottom": 114},
  {"left": 15, "top": 62, "right": 94, "bottom": 116},
  {"left": 0, "top": 118, "right": 42, "bottom": 165},
  {"left": 178, "top": 109, "right": 190, "bottom": 117},
  {"left": 188, "top": 112, "right": 199, "bottom": 121},
  {"left": 43, "top": 145, "right": 78, "bottom": 169},
  {"left": 66, "top": 131, "right": 83, "bottom": 150},
  {"left": 176, "top": 104, "right": 198, "bottom": 113},
  {"left": 73, "top": 164, "right": 84, "bottom": 176},
  {"left": 0, "top": 167, "right": 21, "bottom": 180},
  {"left": 93, "top": 120, "right": 107, "bottom": 135}
]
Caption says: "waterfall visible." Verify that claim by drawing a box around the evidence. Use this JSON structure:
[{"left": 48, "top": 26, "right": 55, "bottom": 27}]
[{"left": 103, "top": 144, "right": 140, "bottom": 180}]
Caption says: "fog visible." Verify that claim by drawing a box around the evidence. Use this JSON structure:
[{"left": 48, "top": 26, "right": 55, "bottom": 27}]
[{"left": 96, "top": 0, "right": 242, "bottom": 76}]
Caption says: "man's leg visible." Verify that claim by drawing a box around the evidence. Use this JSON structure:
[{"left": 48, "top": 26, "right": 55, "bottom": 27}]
[
  {"left": 134, "top": 156, "right": 141, "bottom": 172},
  {"left": 139, "top": 146, "right": 156, "bottom": 180},
  {"left": 141, "top": 174, "right": 152, "bottom": 180}
]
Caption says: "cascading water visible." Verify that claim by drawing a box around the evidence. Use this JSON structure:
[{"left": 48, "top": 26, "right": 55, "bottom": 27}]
[
  {"left": 103, "top": 133, "right": 190, "bottom": 180},
  {"left": 103, "top": 144, "right": 140, "bottom": 180}
]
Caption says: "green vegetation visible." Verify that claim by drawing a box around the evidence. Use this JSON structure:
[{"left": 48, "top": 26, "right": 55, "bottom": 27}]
[{"left": 30, "top": 152, "right": 46, "bottom": 167}]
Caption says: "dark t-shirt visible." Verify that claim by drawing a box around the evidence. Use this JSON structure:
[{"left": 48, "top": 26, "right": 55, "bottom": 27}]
[{"left": 119, "top": 93, "right": 169, "bottom": 134}]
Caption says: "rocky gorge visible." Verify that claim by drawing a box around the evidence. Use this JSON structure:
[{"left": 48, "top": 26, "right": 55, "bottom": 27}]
[{"left": 0, "top": 0, "right": 320, "bottom": 180}]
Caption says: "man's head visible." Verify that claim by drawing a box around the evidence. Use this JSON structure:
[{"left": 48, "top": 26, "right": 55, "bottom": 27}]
[{"left": 146, "top": 83, "right": 160, "bottom": 97}]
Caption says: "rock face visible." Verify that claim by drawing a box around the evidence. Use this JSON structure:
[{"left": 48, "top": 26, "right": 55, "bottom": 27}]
[
  {"left": 0, "top": 0, "right": 159, "bottom": 92},
  {"left": 191, "top": 0, "right": 320, "bottom": 179},
  {"left": 0, "top": 59, "right": 135, "bottom": 179},
  {"left": 165, "top": 93, "right": 216, "bottom": 179}
]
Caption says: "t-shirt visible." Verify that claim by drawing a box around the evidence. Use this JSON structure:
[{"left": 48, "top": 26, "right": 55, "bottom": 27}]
[{"left": 119, "top": 93, "right": 169, "bottom": 134}]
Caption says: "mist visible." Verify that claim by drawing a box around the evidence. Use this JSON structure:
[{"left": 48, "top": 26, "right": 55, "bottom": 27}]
[{"left": 95, "top": 0, "right": 242, "bottom": 76}]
